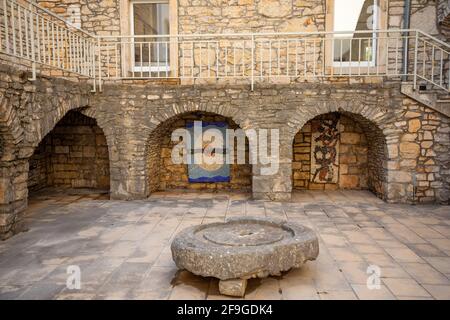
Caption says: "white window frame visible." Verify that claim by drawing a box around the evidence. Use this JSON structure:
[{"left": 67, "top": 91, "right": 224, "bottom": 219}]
[
  {"left": 332, "top": 0, "right": 379, "bottom": 68},
  {"left": 130, "top": 0, "right": 171, "bottom": 74}
]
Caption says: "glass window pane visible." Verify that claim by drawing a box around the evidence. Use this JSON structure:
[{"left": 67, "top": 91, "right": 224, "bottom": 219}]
[
  {"left": 133, "top": 3, "right": 169, "bottom": 36},
  {"left": 133, "top": 2, "right": 170, "bottom": 66},
  {"left": 333, "top": 0, "right": 377, "bottom": 63}
]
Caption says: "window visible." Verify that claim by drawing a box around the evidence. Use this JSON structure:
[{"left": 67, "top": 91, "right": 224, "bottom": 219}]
[
  {"left": 131, "top": 0, "right": 170, "bottom": 73},
  {"left": 332, "top": 0, "right": 379, "bottom": 66}
]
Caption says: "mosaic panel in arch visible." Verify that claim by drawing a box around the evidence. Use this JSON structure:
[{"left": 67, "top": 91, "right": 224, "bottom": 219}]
[
  {"left": 310, "top": 117, "right": 340, "bottom": 184},
  {"left": 187, "top": 122, "right": 230, "bottom": 183}
]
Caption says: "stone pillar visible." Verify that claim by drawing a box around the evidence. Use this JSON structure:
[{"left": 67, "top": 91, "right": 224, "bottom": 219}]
[
  {"left": 252, "top": 137, "right": 292, "bottom": 201},
  {"left": 0, "top": 159, "right": 28, "bottom": 239},
  {"left": 109, "top": 136, "right": 148, "bottom": 200}
]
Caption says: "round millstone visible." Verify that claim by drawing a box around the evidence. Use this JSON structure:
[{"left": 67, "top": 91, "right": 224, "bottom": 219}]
[{"left": 171, "top": 217, "right": 319, "bottom": 281}]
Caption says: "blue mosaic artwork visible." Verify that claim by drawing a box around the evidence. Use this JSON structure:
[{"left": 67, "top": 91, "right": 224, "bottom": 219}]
[{"left": 187, "top": 122, "right": 230, "bottom": 183}]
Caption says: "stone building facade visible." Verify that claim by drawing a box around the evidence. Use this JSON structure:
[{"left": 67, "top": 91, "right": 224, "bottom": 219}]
[{"left": 0, "top": 0, "right": 449, "bottom": 239}]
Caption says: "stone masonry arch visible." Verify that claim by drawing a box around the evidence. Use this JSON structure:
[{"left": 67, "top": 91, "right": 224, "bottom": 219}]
[
  {"left": 291, "top": 110, "right": 389, "bottom": 199},
  {"left": 0, "top": 65, "right": 92, "bottom": 239},
  {"left": 89, "top": 87, "right": 259, "bottom": 200},
  {"left": 286, "top": 98, "right": 397, "bottom": 201},
  {"left": 87, "top": 83, "right": 449, "bottom": 204},
  {"left": 28, "top": 109, "right": 112, "bottom": 194},
  {"left": 145, "top": 110, "right": 252, "bottom": 196},
  {"left": 140, "top": 99, "right": 255, "bottom": 198}
]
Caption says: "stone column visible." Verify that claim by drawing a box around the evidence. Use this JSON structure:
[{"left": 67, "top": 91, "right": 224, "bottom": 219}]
[
  {"left": 0, "top": 159, "right": 28, "bottom": 239},
  {"left": 252, "top": 136, "right": 292, "bottom": 201},
  {"left": 109, "top": 135, "right": 149, "bottom": 200}
]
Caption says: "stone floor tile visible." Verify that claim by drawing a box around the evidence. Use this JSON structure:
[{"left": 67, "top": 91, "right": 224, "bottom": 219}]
[
  {"left": 134, "top": 266, "right": 177, "bottom": 294},
  {"left": 384, "top": 247, "right": 425, "bottom": 263},
  {"left": 97, "top": 262, "right": 152, "bottom": 294},
  {"left": 103, "top": 241, "right": 138, "bottom": 258},
  {"left": 385, "top": 225, "right": 427, "bottom": 244},
  {"left": 319, "top": 234, "right": 349, "bottom": 248},
  {"left": 353, "top": 244, "right": 385, "bottom": 254},
  {"left": 0, "top": 286, "right": 28, "bottom": 300},
  {"left": 383, "top": 278, "right": 431, "bottom": 298},
  {"left": 153, "top": 246, "right": 177, "bottom": 268},
  {"left": 244, "top": 278, "right": 282, "bottom": 300},
  {"left": 170, "top": 282, "right": 209, "bottom": 300},
  {"left": 422, "top": 285, "right": 450, "bottom": 300},
  {"left": 313, "top": 268, "right": 353, "bottom": 292},
  {"left": 430, "top": 225, "right": 450, "bottom": 237},
  {"left": 328, "top": 247, "right": 364, "bottom": 262},
  {"left": 338, "top": 261, "right": 371, "bottom": 285},
  {"left": 279, "top": 277, "right": 319, "bottom": 300},
  {"left": 318, "top": 290, "right": 358, "bottom": 300},
  {"left": 423, "top": 257, "right": 450, "bottom": 275},
  {"left": 363, "top": 253, "right": 397, "bottom": 267},
  {"left": 401, "top": 262, "right": 449, "bottom": 285},
  {"left": 341, "top": 230, "right": 374, "bottom": 244},
  {"left": 408, "top": 243, "right": 447, "bottom": 257},
  {"left": 427, "top": 238, "right": 450, "bottom": 256},
  {"left": 396, "top": 296, "right": 434, "bottom": 300},
  {"left": 55, "top": 292, "right": 97, "bottom": 300},
  {"left": 17, "top": 281, "right": 66, "bottom": 300},
  {"left": 379, "top": 266, "right": 411, "bottom": 279},
  {"left": 350, "top": 284, "right": 396, "bottom": 300}
]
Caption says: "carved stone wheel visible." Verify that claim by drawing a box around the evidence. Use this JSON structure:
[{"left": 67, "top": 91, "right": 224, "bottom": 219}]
[{"left": 171, "top": 217, "right": 319, "bottom": 297}]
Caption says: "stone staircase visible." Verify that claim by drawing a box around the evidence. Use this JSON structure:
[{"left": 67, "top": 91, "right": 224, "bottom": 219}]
[
  {"left": 437, "top": 0, "right": 450, "bottom": 29},
  {"left": 401, "top": 83, "right": 450, "bottom": 117}
]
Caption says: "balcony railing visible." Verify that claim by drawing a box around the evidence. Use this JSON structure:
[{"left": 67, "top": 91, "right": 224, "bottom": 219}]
[
  {"left": 0, "top": 0, "right": 96, "bottom": 80},
  {"left": 0, "top": 0, "right": 449, "bottom": 95},
  {"left": 97, "top": 30, "right": 450, "bottom": 92}
]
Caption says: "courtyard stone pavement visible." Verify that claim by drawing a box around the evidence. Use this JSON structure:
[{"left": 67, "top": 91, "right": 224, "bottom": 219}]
[{"left": 0, "top": 189, "right": 449, "bottom": 300}]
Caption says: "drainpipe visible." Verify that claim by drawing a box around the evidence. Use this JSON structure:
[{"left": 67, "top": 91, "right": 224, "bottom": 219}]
[{"left": 402, "top": 0, "right": 412, "bottom": 81}]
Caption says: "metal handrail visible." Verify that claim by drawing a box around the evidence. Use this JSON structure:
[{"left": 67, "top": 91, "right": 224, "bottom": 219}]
[
  {"left": 96, "top": 29, "right": 450, "bottom": 94},
  {"left": 0, "top": 0, "right": 96, "bottom": 83},
  {"left": 97, "top": 29, "right": 447, "bottom": 42},
  {"left": 17, "top": 0, "right": 94, "bottom": 37}
]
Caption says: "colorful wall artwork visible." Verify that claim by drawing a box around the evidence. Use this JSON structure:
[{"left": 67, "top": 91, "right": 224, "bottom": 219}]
[
  {"left": 187, "top": 122, "right": 230, "bottom": 183},
  {"left": 310, "top": 116, "right": 340, "bottom": 184}
]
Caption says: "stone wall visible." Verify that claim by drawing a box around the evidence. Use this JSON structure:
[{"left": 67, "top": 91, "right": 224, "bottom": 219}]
[
  {"left": 292, "top": 113, "right": 369, "bottom": 191},
  {"left": 391, "top": 99, "right": 450, "bottom": 203},
  {"left": 0, "top": 61, "right": 449, "bottom": 239},
  {"left": 28, "top": 111, "right": 110, "bottom": 192},
  {"left": 37, "top": 0, "right": 445, "bottom": 38},
  {"left": 87, "top": 80, "right": 449, "bottom": 204},
  {"left": 38, "top": 0, "right": 121, "bottom": 36},
  {"left": 147, "top": 112, "right": 251, "bottom": 192},
  {"left": 178, "top": 0, "right": 325, "bottom": 34},
  {"left": 38, "top": 0, "right": 325, "bottom": 35}
]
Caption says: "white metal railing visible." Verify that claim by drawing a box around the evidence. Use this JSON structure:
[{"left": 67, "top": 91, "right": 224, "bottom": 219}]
[
  {"left": 97, "top": 30, "right": 450, "bottom": 93},
  {"left": 0, "top": 0, "right": 448, "bottom": 95},
  {"left": 0, "top": 0, "right": 96, "bottom": 81},
  {"left": 414, "top": 31, "right": 450, "bottom": 92}
]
